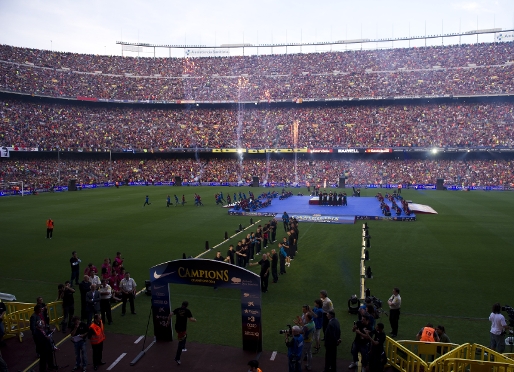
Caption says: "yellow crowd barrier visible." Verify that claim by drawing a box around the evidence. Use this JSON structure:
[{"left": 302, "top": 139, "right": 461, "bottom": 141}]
[
  {"left": 385, "top": 337, "right": 428, "bottom": 372},
  {"left": 397, "top": 340, "right": 461, "bottom": 364},
  {"left": 429, "top": 343, "right": 474, "bottom": 372},
  {"left": 3, "top": 301, "right": 63, "bottom": 342},
  {"left": 386, "top": 338, "right": 514, "bottom": 372},
  {"left": 442, "top": 358, "right": 514, "bottom": 372},
  {"left": 5, "top": 302, "right": 33, "bottom": 314}
]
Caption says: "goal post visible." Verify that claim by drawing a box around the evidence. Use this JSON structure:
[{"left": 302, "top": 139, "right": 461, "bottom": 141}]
[{"left": 0, "top": 181, "right": 25, "bottom": 197}]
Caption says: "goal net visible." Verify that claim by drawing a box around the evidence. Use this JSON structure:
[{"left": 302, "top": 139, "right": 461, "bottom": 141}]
[{"left": 0, "top": 181, "right": 25, "bottom": 196}]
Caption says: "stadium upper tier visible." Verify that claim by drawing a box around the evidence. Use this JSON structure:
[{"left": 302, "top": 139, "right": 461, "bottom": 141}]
[
  {"left": 0, "top": 42, "right": 513, "bottom": 101},
  {"left": 1, "top": 99, "right": 513, "bottom": 150}
]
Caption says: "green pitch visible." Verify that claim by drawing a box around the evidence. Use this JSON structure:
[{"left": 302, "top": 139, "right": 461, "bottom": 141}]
[{"left": 1, "top": 186, "right": 514, "bottom": 352}]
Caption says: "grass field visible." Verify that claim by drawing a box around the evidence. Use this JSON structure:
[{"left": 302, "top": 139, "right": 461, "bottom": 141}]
[{"left": 1, "top": 186, "right": 514, "bottom": 353}]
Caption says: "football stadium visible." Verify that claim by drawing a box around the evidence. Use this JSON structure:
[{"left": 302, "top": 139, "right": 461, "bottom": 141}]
[{"left": 1, "top": 10, "right": 514, "bottom": 372}]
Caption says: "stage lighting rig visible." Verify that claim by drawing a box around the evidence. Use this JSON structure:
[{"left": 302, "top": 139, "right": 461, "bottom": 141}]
[
  {"left": 347, "top": 294, "right": 360, "bottom": 314},
  {"left": 366, "top": 266, "right": 373, "bottom": 278}
]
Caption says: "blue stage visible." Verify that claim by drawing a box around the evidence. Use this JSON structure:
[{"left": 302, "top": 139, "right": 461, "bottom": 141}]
[{"left": 228, "top": 196, "right": 416, "bottom": 224}]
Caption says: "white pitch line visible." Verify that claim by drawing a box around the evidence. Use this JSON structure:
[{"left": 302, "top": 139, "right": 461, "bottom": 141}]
[
  {"left": 134, "top": 335, "right": 144, "bottom": 344},
  {"left": 270, "top": 351, "right": 277, "bottom": 361},
  {"left": 107, "top": 352, "right": 127, "bottom": 370},
  {"left": 195, "top": 220, "right": 261, "bottom": 258}
]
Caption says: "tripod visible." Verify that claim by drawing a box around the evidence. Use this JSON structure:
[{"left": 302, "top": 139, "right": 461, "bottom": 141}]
[
  {"left": 139, "top": 305, "right": 153, "bottom": 352},
  {"left": 376, "top": 307, "right": 389, "bottom": 318},
  {"left": 130, "top": 305, "right": 155, "bottom": 366},
  {"left": 50, "top": 329, "right": 69, "bottom": 371}
]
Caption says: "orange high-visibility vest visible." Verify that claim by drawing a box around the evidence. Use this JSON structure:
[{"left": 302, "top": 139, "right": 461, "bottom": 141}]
[
  {"left": 89, "top": 322, "right": 105, "bottom": 345},
  {"left": 420, "top": 327, "right": 436, "bottom": 342}
]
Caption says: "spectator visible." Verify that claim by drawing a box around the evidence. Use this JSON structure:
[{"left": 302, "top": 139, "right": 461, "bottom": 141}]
[
  {"left": 489, "top": 302, "right": 510, "bottom": 353},
  {"left": 436, "top": 325, "right": 451, "bottom": 343},
  {"left": 119, "top": 272, "right": 137, "bottom": 316},
  {"left": 57, "top": 281, "right": 75, "bottom": 333}
]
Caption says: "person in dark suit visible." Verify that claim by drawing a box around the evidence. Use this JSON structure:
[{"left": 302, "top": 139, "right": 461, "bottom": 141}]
[
  {"left": 324, "top": 310, "right": 341, "bottom": 372},
  {"left": 34, "top": 320, "right": 55, "bottom": 372},
  {"left": 86, "top": 284, "right": 101, "bottom": 325},
  {"left": 79, "top": 275, "right": 92, "bottom": 321}
]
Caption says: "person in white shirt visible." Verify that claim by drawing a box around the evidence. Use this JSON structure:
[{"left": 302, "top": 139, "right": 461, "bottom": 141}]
[
  {"left": 120, "top": 272, "right": 137, "bottom": 315},
  {"left": 489, "top": 302, "right": 510, "bottom": 352},
  {"left": 99, "top": 279, "right": 113, "bottom": 325},
  {"left": 387, "top": 287, "right": 401, "bottom": 337},
  {"left": 88, "top": 271, "right": 101, "bottom": 287}
]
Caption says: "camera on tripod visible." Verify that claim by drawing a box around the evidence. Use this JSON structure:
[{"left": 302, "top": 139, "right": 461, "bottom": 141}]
[
  {"left": 279, "top": 324, "right": 293, "bottom": 335},
  {"left": 369, "top": 295, "right": 383, "bottom": 310},
  {"left": 502, "top": 305, "right": 514, "bottom": 327}
]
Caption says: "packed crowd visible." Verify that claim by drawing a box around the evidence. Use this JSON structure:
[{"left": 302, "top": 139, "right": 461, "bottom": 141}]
[
  {"left": 1, "top": 158, "right": 512, "bottom": 190},
  {"left": 2, "top": 99, "right": 514, "bottom": 150},
  {"left": 2, "top": 42, "right": 513, "bottom": 76},
  {"left": 3, "top": 61, "right": 514, "bottom": 101},
  {"left": 1, "top": 42, "right": 514, "bottom": 101}
]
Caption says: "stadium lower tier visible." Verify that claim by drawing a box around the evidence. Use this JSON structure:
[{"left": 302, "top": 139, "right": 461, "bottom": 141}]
[{"left": 0, "top": 158, "right": 512, "bottom": 190}]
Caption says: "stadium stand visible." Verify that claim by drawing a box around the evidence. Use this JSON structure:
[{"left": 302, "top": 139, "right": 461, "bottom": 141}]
[
  {"left": 1, "top": 42, "right": 514, "bottom": 191},
  {"left": 1, "top": 42, "right": 514, "bottom": 101},
  {"left": 1, "top": 159, "right": 513, "bottom": 192},
  {"left": 1, "top": 99, "right": 514, "bottom": 150}
]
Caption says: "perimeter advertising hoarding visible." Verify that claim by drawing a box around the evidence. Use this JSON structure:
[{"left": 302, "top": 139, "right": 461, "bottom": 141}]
[
  {"left": 275, "top": 213, "right": 355, "bottom": 224},
  {"left": 149, "top": 259, "right": 262, "bottom": 352}
]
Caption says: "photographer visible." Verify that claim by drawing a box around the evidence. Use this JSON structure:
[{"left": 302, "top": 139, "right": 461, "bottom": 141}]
[
  {"left": 349, "top": 314, "right": 373, "bottom": 369},
  {"left": 34, "top": 320, "right": 55, "bottom": 372},
  {"left": 36, "top": 297, "right": 50, "bottom": 325},
  {"left": 57, "top": 281, "right": 75, "bottom": 333},
  {"left": 70, "top": 315, "right": 88, "bottom": 371},
  {"left": 367, "top": 322, "right": 386, "bottom": 372},
  {"left": 285, "top": 325, "right": 304, "bottom": 372}
]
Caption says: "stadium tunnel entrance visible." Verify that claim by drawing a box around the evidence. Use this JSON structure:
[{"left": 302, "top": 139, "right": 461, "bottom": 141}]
[{"left": 149, "top": 258, "right": 262, "bottom": 352}]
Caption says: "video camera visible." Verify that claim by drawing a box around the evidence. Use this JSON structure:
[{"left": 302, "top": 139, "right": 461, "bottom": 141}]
[
  {"left": 279, "top": 324, "right": 293, "bottom": 335},
  {"left": 369, "top": 295, "right": 383, "bottom": 309},
  {"left": 502, "top": 305, "right": 514, "bottom": 327}
]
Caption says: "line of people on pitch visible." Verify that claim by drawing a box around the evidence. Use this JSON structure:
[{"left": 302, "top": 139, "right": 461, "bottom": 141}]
[{"left": 213, "top": 218, "right": 299, "bottom": 293}]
